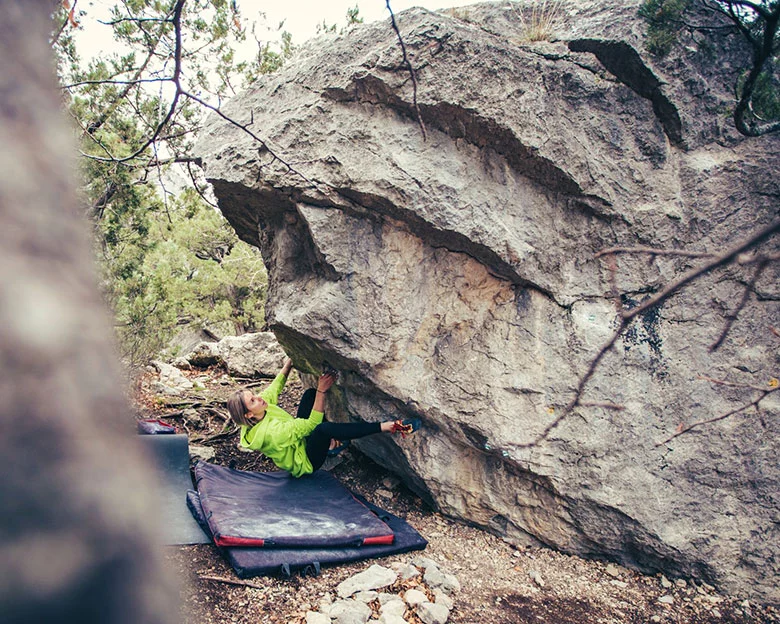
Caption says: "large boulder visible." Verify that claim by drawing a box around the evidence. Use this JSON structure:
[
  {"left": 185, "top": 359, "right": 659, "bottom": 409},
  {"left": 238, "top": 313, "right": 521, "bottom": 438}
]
[
  {"left": 196, "top": 1, "right": 779, "bottom": 603},
  {"left": 186, "top": 331, "right": 286, "bottom": 378}
]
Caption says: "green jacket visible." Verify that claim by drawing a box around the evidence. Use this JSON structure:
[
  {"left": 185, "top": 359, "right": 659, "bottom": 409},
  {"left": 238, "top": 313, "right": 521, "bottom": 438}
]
[{"left": 239, "top": 372, "right": 323, "bottom": 477}]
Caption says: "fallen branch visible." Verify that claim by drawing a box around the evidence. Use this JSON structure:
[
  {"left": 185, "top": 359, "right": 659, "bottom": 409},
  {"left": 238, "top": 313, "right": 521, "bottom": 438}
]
[
  {"left": 198, "top": 574, "right": 265, "bottom": 590},
  {"left": 242, "top": 381, "right": 269, "bottom": 389},
  {"left": 155, "top": 411, "right": 186, "bottom": 419},
  {"left": 159, "top": 399, "right": 220, "bottom": 409},
  {"left": 232, "top": 377, "right": 275, "bottom": 388},
  {"left": 191, "top": 425, "right": 238, "bottom": 445},
  {"left": 201, "top": 406, "right": 229, "bottom": 420}
]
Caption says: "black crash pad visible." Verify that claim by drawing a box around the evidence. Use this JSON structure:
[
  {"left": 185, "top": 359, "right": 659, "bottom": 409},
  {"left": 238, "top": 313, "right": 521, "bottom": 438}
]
[
  {"left": 138, "top": 434, "right": 210, "bottom": 545},
  {"left": 187, "top": 489, "right": 427, "bottom": 578},
  {"left": 194, "top": 461, "right": 395, "bottom": 548}
]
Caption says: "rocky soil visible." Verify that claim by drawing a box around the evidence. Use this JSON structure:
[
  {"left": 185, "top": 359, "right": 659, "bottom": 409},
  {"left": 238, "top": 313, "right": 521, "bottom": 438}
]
[{"left": 137, "top": 366, "right": 779, "bottom": 624}]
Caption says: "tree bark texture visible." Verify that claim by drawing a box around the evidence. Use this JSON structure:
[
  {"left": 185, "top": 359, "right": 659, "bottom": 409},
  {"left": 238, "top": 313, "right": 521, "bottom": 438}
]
[{"left": 0, "top": 2, "right": 177, "bottom": 622}]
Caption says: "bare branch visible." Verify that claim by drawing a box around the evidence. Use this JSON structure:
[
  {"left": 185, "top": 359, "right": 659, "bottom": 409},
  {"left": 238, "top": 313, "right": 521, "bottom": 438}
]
[
  {"left": 618, "top": 220, "right": 780, "bottom": 322},
  {"left": 186, "top": 160, "right": 219, "bottom": 209},
  {"left": 99, "top": 16, "right": 169, "bottom": 26},
  {"left": 697, "top": 375, "right": 778, "bottom": 393},
  {"left": 516, "top": 327, "right": 624, "bottom": 448},
  {"left": 157, "top": 126, "right": 200, "bottom": 142},
  {"left": 656, "top": 386, "right": 777, "bottom": 446},
  {"left": 90, "top": 182, "right": 118, "bottom": 221},
  {"left": 51, "top": 0, "right": 79, "bottom": 48},
  {"left": 78, "top": 10, "right": 168, "bottom": 137},
  {"left": 67, "top": 107, "right": 115, "bottom": 160},
  {"left": 198, "top": 575, "right": 265, "bottom": 590},
  {"left": 180, "top": 90, "right": 316, "bottom": 188},
  {"left": 73, "top": 0, "right": 313, "bottom": 192},
  {"left": 151, "top": 141, "right": 173, "bottom": 222},
  {"left": 578, "top": 401, "right": 626, "bottom": 410},
  {"left": 595, "top": 246, "right": 715, "bottom": 259},
  {"left": 86, "top": 0, "right": 186, "bottom": 163},
  {"left": 191, "top": 425, "right": 239, "bottom": 444},
  {"left": 518, "top": 219, "right": 780, "bottom": 448},
  {"left": 386, "top": 0, "right": 428, "bottom": 141},
  {"left": 710, "top": 258, "right": 768, "bottom": 351},
  {"left": 145, "top": 156, "right": 202, "bottom": 167},
  {"left": 63, "top": 77, "right": 169, "bottom": 89}
]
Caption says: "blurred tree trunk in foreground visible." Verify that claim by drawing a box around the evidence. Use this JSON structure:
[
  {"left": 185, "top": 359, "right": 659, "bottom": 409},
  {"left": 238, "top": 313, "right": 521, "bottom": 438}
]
[{"left": 0, "top": 2, "right": 177, "bottom": 622}]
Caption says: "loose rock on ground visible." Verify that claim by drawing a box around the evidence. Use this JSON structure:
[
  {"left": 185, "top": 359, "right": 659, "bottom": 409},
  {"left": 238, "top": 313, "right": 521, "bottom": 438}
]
[{"left": 310, "top": 559, "right": 459, "bottom": 624}]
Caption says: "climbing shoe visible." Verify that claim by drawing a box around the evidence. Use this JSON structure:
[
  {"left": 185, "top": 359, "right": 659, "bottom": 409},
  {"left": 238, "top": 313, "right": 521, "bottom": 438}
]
[
  {"left": 390, "top": 417, "right": 422, "bottom": 438},
  {"left": 327, "top": 440, "right": 350, "bottom": 457}
]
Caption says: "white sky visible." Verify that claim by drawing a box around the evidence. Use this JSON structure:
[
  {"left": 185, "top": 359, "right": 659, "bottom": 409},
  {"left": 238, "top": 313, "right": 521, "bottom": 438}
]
[
  {"left": 245, "top": 0, "right": 477, "bottom": 40},
  {"left": 75, "top": 0, "right": 481, "bottom": 60}
]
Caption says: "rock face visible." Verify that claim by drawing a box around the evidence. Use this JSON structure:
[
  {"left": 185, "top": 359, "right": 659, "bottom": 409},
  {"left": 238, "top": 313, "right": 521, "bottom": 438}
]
[{"left": 196, "top": 1, "right": 779, "bottom": 603}]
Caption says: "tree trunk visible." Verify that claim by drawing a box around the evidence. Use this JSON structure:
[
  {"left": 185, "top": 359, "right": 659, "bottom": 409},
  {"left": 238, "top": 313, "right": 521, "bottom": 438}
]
[{"left": 0, "top": 2, "right": 177, "bottom": 622}]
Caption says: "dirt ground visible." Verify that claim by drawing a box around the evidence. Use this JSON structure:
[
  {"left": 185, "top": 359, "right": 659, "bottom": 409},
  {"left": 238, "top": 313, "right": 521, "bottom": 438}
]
[{"left": 137, "top": 367, "right": 779, "bottom": 624}]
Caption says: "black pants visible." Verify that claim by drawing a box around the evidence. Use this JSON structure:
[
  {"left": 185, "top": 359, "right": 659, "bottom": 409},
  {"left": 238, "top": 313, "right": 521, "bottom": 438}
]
[{"left": 296, "top": 389, "right": 381, "bottom": 471}]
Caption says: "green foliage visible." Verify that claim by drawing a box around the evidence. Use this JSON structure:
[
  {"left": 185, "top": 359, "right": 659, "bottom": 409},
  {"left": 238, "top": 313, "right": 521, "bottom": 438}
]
[
  {"left": 97, "top": 189, "right": 268, "bottom": 366},
  {"left": 639, "top": 1, "right": 779, "bottom": 134},
  {"left": 316, "top": 5, "right": 364, "bottom": 35},
  {"left": 243, "top": 30, "right": 296, "bottom": 83},
  {"left": 638, "top": 0, "right": 693, "bottom": 56},
  {"left": 739, "top": 60, "right": 780, "bottom": 119},
  {"left": 50, "top": 0, "right": 283, "bottom": 367},
  {"left": 346, "top": 5, "right": 364, "bottom": 26}
]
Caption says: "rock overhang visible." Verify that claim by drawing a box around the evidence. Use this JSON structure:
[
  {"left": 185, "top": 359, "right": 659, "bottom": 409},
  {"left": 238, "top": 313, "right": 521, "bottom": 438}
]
[{"left": 196, "top": 1, "right": 780, "bottom": 604}]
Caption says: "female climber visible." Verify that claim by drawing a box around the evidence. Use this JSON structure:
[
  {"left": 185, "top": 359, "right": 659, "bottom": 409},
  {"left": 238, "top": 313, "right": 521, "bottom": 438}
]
[{"left": 226, "top": 358, "right": 420, "bottom": 477}]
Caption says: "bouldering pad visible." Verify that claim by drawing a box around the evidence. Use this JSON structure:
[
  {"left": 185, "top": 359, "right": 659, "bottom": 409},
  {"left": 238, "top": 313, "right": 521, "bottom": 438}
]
[
  {"left": 187, "top": 489, "right": 427, "bottom": 578},
  {"left": 138, "top": 433, "right": 210, "bottom": 545},
  {"left": 194, "top": 461, "right": 395, "bottom": 548}
]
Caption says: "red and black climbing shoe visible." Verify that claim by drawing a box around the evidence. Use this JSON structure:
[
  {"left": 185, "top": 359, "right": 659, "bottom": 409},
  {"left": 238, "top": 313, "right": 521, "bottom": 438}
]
[{"left": 390, "top": 417, "right": 422, "bottom": 438}]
